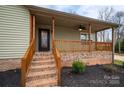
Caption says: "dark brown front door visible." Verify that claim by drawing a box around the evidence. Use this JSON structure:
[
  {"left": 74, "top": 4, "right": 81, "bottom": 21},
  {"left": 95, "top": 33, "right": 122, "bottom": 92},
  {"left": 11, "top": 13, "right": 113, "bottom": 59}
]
[{"left": 38, "top": 29, "right": 50, "bottom": 51}]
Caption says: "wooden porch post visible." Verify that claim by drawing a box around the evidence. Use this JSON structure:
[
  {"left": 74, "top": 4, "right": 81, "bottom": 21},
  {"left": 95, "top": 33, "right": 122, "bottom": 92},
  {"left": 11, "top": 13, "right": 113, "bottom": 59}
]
[
  {"left": 30, "top": 15, "right": 35, "bottom": 43},
  {"left": 30, "top": 15, "right": 33, "bottom": 44},
  {"left": 95, "top": 32, "right": 97, "bottom": 42},
  {"left": 95, "top": 32, "right": 97, "bottom": 50},
  {"left": 33, "top": 15, "right": 35, "bottom": 39},
  {"left": 52, "top": 17, "right": 55, "bottom": 47},
  {"left": 112, "top": 27, "right": 115, "bottom": 64},
  {"left": 88, "top": 24, "right": 91, "bottom": 52},
  {"left": 32, "top": 15, "right": 36, "bottom": 50},
  {"left": 30, "top": 15, "right": 35, "bottom": 44}
]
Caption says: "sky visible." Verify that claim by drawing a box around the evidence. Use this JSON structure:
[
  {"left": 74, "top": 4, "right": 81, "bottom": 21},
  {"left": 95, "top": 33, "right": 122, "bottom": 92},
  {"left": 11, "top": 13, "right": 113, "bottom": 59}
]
[{"left": 41, "top": 5, "right": 124, "bottom": 19}]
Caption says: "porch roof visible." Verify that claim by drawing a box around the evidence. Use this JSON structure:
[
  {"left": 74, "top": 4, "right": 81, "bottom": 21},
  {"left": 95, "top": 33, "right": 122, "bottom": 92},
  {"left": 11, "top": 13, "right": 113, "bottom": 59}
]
[{"left": 25, "top": 5, "right": 119, "bottom": 33}]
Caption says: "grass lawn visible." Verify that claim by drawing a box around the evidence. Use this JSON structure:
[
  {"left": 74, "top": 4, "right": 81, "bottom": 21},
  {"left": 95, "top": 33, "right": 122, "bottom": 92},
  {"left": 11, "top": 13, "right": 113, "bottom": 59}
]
[{"left": 114, "top": 60, "right": 124, "bottom": 66}]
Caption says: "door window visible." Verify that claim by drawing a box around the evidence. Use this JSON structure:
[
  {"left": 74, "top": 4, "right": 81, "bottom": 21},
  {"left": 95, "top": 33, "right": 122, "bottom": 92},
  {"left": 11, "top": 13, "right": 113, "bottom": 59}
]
[{"left": 41, "top": 31, "right": 48, "bottom": 48}]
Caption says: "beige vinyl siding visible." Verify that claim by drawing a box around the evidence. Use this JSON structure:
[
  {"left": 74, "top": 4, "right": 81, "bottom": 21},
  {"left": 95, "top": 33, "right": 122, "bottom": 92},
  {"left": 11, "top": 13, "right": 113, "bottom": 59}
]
[
  {"left": 35, "top": 24, "right": 96, "bottom": 51},
  {"left": 55, "top": 26, "right": 80, "bottom": 40},
  {"left": 0, "top": 6, "right": 30, "bottom": 59}
]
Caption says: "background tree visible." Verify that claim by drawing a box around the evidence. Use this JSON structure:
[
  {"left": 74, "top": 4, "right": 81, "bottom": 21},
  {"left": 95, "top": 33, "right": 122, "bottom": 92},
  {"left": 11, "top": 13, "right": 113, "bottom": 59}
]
[
  {"left": 113, "top": 11, "right": 124, "bottom": 53},
  {"left": 97, "top": 7, "right": 115, "bottom": 42},
  {"left": 112, "top": 11, "right": 124, "bottom": 53},
  {"left": 97, "top": 7, "right": 124, "bottom": 53}
]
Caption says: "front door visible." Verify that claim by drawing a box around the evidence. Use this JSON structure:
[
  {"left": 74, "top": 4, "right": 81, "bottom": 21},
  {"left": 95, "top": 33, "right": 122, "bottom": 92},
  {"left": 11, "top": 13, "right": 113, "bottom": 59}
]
[{"left": 38, "top": 29, "right": 50, "bottom": 51}]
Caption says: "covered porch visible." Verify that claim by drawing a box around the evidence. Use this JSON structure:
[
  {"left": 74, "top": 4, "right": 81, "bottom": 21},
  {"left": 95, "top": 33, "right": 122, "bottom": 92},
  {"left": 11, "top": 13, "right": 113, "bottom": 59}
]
[{"left": 28, "top": 6, "right": 118, "bottom": 66}]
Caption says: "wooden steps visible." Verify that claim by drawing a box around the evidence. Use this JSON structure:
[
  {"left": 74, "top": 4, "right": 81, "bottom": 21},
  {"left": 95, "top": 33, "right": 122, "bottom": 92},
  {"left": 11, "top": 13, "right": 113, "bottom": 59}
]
[{"left": 26, "top": 52, "right": 58, "bottom": 87}]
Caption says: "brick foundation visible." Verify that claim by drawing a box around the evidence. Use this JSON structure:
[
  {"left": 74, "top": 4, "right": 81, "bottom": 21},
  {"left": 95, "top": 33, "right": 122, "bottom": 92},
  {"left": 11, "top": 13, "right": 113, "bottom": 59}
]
[
  {"left": 61, "top": 51, "right": 112, "bottom": 67},
  {"left": 0, "top": 58, "right": 21, "bottom": 71},
  {"left": 0, "top": 51, "right": 112, "bottom": 71}
]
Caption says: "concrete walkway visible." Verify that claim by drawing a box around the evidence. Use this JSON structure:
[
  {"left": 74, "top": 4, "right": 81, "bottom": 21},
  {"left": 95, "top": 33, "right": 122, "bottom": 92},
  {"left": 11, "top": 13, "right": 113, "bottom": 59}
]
[{"left": 115, "top": 54, "right": 124, "bottom": 61}]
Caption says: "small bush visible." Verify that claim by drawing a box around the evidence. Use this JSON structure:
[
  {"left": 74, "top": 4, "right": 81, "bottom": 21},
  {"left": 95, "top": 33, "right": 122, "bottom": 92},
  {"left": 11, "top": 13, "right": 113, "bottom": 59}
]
[
  {"left": 103, "top": 64, "right": 119, "bottom": 74},
  {"left": 72, "top": 60, "right": 86, "bottom": 74}
]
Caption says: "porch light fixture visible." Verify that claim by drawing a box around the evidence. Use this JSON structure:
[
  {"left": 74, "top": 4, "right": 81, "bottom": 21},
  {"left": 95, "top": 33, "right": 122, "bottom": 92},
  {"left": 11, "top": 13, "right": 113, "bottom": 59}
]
[{"left": 78, "top": 25, "right": 86, "bottom": 31}]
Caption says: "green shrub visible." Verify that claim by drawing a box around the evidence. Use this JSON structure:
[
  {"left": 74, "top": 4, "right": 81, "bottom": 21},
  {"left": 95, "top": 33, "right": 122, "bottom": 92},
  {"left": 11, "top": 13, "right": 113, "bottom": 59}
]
[{"left": 72, "top": 60, "right": 86, "bottom": 74}]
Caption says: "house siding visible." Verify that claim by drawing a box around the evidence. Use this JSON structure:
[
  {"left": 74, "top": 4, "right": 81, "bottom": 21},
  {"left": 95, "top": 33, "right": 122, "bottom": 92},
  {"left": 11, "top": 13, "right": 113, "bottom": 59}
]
[
  {"left": 35, "top": 24, "right": 95, "bottom": 51},
  {"left": 0, "top": 6, "right": 30, "bottom": 59}
]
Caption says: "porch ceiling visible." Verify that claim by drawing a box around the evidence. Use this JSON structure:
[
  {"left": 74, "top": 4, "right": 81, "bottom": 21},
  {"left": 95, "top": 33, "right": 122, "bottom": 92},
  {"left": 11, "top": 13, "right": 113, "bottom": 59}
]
[
  {"left": 25, "top": 5, "right": 119, "bottom": 33},
  {"left": 35, "top": 15, "right": 110, "bottom": 33}
]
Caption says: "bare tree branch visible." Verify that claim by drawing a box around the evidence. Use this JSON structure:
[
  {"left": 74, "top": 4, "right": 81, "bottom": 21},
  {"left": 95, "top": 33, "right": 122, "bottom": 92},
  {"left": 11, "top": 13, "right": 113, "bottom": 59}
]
[{"left": 97, "top": 7, "right": 115, "bottom": 42}]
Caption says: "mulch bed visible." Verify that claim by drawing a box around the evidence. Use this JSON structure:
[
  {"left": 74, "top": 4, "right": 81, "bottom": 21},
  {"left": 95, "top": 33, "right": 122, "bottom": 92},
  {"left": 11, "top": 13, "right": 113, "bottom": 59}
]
[
  {"left": 61, "top": 65, "right": 124, "bottom": 87},
  {"left": 0, "top": 65, "right": 124, "bottom": 87},
  {"left": 0, "top": 69, "right": 21, "bottom": 87}
]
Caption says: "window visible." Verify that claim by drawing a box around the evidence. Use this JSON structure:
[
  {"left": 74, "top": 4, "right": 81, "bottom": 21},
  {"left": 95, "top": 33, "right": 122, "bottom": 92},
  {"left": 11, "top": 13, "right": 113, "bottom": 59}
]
[{"left": 80, "top": 34, "right": 88, "bottom": 41}]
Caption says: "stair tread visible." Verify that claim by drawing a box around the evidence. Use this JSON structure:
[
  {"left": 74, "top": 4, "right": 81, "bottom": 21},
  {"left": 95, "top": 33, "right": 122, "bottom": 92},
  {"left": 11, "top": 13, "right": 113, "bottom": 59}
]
[
  {"left": 32, "top": 59, "right": 55, "bottom": 63},
  {"left": 29, "top": 67, "right": 56, "bottom": 73},
  {"left": 26, "top": 77, "right": 57, "bottom": 87},
  {"left": 32, "top": 58, "right": 54, "bottom": 62},
  {"left": 27, "top": 74, "right": 57, "bottom": 83},
  {"left": 35, "top": 52, "right": 52, "bottom": 56},
  {"left": 33, "top": 55, "right": 54, "bottom": 58},
  {"left": 31, "top": 62, "right": 54, "bottom": 66},
  {"left": 30, "top": 64, "right": 56, "bottom": 69},
  {"left": 27, "top": 69, "right": 57, "bottom": 77}
]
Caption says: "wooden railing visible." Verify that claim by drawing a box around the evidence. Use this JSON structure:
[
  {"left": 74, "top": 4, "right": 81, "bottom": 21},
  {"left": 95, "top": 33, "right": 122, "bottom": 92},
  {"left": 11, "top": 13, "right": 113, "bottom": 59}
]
[
  {"left": 55, "top": 39, "right": 112, "bottom": 52},
  {"left": 52, "top": 40, "right": 61, "bottom": 85},
  {"left": 96, "top": 42, "right": 112, "bottom": 51},
  {"left": 55, "top": 40, "right": 94, "bottom": 52},
  {"left": 21, "top": 38, "right": 35, "bottom": 87}
]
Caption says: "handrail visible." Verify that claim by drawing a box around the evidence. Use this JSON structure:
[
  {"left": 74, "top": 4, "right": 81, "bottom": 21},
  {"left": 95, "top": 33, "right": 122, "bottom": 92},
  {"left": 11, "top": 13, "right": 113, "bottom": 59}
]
[
  {"left": 52, "top": 40, "right": 61, "bottom": 85},
  {"left": 21, "top": 38, "right": 35, "bottom": 87}
]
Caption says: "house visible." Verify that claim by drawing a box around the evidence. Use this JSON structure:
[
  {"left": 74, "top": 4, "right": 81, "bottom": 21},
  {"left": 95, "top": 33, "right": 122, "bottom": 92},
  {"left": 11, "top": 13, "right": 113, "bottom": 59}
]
[{"left": 0, "top": 5, "right": 119, "bottom": 87}]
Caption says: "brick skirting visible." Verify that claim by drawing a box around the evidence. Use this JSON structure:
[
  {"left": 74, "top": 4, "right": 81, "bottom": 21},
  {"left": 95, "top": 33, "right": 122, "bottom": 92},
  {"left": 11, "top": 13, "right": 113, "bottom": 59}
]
[
  {"left": 61, "top": 51, "right": 112, "bottom": 67},
  {"left": 0, "top": 58, "right": 21, "bottom": 71}
]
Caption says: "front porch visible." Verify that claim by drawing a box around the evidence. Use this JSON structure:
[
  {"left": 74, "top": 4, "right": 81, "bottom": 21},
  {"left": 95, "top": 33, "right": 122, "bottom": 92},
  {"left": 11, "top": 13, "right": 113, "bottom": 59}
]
[
  {"left": 34, "top": 17, "right": 114, "bottom": 67},
  {"left": 21, "top": 6, "right": 118, "bottom": 86},
  {"left": 34, "top": 11, "right": 114, "bottom": 66}
]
